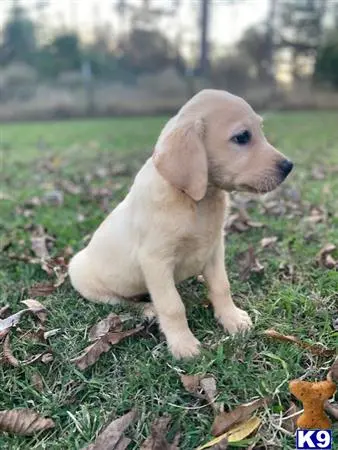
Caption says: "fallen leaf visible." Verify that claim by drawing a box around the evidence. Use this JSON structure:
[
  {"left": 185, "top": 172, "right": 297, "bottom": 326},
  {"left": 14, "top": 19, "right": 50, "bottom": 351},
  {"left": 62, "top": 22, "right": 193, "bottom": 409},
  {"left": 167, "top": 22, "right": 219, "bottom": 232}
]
[
  {"left": 311, "top": 165, "right": 326, "bottom": 180},
  {"left": 21, "top": 299, "right": 47, "bottom": 324},
  {"left": 180, "top": 374, "right": 218, "bottom": 410},
  {"left": 44, "top": 328, "right": 61, "bottom": 340},
  {"left": 31, "top": 373, "right": 44, "bottom": 392},
  {"left": 43, "top": 190, "right": 64, "bottom": 206},
  {"left": 238, "top": 247, "right": 264, "bottom": 281},
  {"left": 28, "top": 282, "right": 56, "bottom": 297},
  {"left": 0, "top": 409, "right": 55, "bottom": 435},
  {"left": 24, "top": 196, "right": 42, "bottom": 208},
  {"left": 264, "top": 329, "right": 335, "bottom": 357},
  {"left": 0, "top": 192, "right": 13, "bottom": 201},
  {"left": 85, "top": 409, "right": 137, "bottom": 450},
  {"left": 328, "top": 358, "right": 338, "bottom": 382},
  {"left": 197, "top": 416, "right": 261, "bottom": 450},
  {"left": 3, "top": 335, "right": 19, "bottom": 367},
  {"left": 58, "top": 179, "right": 82, "bottom": 195},
  {"left": 260, "top": 236, "right": 278, "bottom": 248},
  {"left": 73, "top": 314, "right": 144, "bottom": 370},
  {"left": 71, "top": 339, "right": 111, "bottom": 370},
  {"left": 180, "top": 374, "right": 202, "bottom": 395},
  {"left": 333, "top": 317, "right": 338, "bottom": 331},
  {"left": 89, "top": 314, "right": 122, "bottom": 341},
  {"left": 227, "top": 416, "right": 261, "bottom": 442},
  {"left": 325, "top": 401, "right": 338, "bottom": 420},
  {"left": 211, "top": 398, "right": 268, "bottom": 437},
  {"left": 41, "top": 352, "right": 54, "bottom": 364},
  {"left": 317, "top": 243, "right": 337, "bottom": 269},
  {"left": 226, "top": 208, "right": 264, "bottom": 233},
  {"left": 106, "top": 325, "right": 144, "bottom": 345},
  {"left": 278, "top": 262, "right": 295, "bottom": 282},
  {"left": 0, "top": 305, "right": 10, "bottom": 319},
  {"left": 140, "top": 415, "right": 180, "bottom": 450},
  {"left": 304, "top": 206, "right": 326, "bottom": 224},
  {"left": 0, "top": 310, "right": 28, "bottom": 338},
  {"left": 200, "top": 377, "right": 218, "bottom": 409},
  {"left": 30, "top": 226, "right": 51, "bottom": 259},
  {"left": 53, "top": 267, "right": 68, "bottom": 287}
]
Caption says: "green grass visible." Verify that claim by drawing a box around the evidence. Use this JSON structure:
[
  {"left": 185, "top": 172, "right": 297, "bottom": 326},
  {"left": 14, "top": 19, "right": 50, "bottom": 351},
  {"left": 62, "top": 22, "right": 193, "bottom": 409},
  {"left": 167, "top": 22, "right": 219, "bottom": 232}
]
[{"left": 1, "top": 112, "right": 338, "bottom": 449}]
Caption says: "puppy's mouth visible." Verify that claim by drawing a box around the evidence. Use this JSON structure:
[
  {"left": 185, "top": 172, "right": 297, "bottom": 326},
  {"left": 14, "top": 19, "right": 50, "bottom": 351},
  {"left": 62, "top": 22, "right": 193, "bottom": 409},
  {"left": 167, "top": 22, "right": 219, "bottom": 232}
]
[{"left": 237, "top": 159, "right": 294, "bottom": 194}]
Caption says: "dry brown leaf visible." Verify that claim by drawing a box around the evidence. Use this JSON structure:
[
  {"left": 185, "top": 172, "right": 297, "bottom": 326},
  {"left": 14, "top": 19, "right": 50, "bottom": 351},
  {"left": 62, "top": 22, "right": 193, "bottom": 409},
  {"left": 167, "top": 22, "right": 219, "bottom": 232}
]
[
  {"left": 180, "top": 374, "right": 218, "bottom": 411},
  {"left": 3, "top": 334, "right": 20, "bottom": 367},
  {"left": 44, "top": 328, "right": 61, "bottom": 340},
  {"left": 30, "top": 227, "right": 51, "bottom": 259},
  {"left": 0, "top": 409, "right": 55, "bottom": 435},
  {"left": 21, "top": 299, "right": 47, "bottom": 323},
  {"left": 0, "top": 310, "right": 28, "bottom": 338},
  {"left": 264, "top": 329, "right": 335, "bottom": 357},
  {"left": 71, "top": 339, "right": 111, "bottom": 370},
  {"left": 238, "top": 247, "right": 264, "bottom": 281},
  {"left": 140, "top": 415, "right": 180, "bottom": 450},
  {"left": 43, "top": 190, "right": 64, "bottom": 206},
  {"left": 84, "top": 409, "right": 137, "bottom": 450},
  {"left": 324, "top": 401, "right": 338, "bottom": 420},
  {"left": 226, "top": 208, "right": 264, "bottom": 233},
  {"left": 333, "top": 317, "right": 338, "bottom": 331},
  {"left": 28, "top": 282, "right": 56, "bottom": 297},
  {"left": 89, "top": 314, "right": 122, "bottom": 341},
  {"left": 106, "top": 325, "right": 144, "bottom": 345},
  {"left": 279, "top": 262, "right": 296, "bottom": 282},
  {"left": 304, "top": 206, "right": 326, "bottom": 224},
  {"left": 328, "top": 357, "right": 338, "bottom": 382},
  {"left": 317, "top": 243, "right": 337, "bottom": 269},
  {"left": 180, "top": 374, "right": 202, "bottom": 395},
  {"left": 41, "top": 352, "right": 54, "bottom": 364},
  {"left": 31, "top": 373, "right": 44, "bottom": 392},
  {"left": 211, "top": 398, "right": 268, "bottom": 437},
  {"left": 0, "top": 305, "right": 10, "bottom": 319},
  {"left": 311, "top": 166, "right": 326, "bottom": 180},
  {"left": 73, "top": 315, "right": 144, "bottom": 370},
  {"left": 200, "top": 377, "right": 218, "bottom": 408},
  {"left": 260, "top": 236, "right": 278, "bottom": 248}
]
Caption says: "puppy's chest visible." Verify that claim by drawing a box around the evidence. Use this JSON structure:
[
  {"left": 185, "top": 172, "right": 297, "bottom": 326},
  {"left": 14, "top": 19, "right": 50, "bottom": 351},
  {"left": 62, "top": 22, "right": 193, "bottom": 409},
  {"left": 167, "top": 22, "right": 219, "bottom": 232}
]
[{"left": 175, "top": 194, "right": 226, "bottom": 279}]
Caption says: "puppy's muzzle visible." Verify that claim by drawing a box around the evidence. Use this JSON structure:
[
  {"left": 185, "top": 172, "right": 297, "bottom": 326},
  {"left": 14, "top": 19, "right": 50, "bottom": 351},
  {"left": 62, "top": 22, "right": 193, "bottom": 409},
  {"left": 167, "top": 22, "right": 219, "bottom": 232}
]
[{"left": 277, "top": 159, "right": 293, "bottom": 180}]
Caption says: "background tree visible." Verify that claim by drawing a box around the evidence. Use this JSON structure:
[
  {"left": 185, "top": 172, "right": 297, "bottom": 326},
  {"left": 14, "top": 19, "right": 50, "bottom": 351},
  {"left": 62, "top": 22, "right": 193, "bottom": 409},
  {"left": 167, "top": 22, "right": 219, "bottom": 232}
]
[
  {"left": 276, "top": 0, "right": 327, "bottom": 81},
  {"left": 314, "top": 31, "right": 338, "bottom": 88},
  {"left": 1, "top": 6, "right": 36, "bottom": 65}
]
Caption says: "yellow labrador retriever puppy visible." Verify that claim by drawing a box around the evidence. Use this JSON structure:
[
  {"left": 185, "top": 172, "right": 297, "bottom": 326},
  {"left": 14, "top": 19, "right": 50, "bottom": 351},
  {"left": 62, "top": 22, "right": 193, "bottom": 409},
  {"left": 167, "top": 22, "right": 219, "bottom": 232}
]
[{"left": 69, "top": 89, "right": 293, "bottom": 359}]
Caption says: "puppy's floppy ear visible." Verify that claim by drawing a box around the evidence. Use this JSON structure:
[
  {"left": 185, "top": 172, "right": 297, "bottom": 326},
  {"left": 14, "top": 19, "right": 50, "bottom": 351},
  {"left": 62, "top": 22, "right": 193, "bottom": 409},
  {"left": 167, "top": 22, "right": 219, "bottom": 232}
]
[{"left": 153, "top": 118, "right": 208, "bottom": 201}]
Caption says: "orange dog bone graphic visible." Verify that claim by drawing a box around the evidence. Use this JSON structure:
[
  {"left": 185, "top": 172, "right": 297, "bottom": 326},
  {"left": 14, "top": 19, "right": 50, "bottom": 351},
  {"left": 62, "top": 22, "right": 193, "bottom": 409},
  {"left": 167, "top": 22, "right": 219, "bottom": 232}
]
[{"left": 289, "top": 379, "right": 336, "bottom": 429}]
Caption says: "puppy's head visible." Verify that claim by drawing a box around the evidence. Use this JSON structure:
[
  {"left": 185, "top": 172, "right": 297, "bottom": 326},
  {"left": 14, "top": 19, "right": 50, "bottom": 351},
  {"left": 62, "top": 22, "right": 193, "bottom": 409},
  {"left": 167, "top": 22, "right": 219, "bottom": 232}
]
[{"left": 153, "top": 89, "right": 293, "bottom": 201}]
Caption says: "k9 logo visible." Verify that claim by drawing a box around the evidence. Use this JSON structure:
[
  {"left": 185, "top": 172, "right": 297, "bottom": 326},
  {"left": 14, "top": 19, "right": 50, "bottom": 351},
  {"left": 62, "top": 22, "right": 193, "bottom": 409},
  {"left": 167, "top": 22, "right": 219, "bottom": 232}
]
[{"left": 296, "top": 429, "right": 332, "bottom": 449}]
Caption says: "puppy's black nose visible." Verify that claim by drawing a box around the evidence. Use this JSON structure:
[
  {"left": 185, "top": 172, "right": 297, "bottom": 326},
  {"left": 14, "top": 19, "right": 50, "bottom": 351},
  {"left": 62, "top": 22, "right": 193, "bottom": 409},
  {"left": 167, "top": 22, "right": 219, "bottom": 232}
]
[{"left": 278, "top": 159, "right": 293, "bottom": 178}]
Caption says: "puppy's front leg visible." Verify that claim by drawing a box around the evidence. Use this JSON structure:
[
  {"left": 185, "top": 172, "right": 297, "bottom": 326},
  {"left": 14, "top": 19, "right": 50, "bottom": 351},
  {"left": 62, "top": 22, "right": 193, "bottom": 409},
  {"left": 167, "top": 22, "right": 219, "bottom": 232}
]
[
  {"left": 140, "top": 256, "right": 200, "bottom": 359},
  {"left": 203, "top": 237, "right": 252, "bottom": 334}
]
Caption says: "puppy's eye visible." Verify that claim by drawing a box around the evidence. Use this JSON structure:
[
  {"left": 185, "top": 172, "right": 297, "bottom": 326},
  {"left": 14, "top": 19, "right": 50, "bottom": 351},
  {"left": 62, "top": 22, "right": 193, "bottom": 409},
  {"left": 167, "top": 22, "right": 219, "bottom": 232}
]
[{"left": 231, "top": 130, "right": 252, "bottom": 146}]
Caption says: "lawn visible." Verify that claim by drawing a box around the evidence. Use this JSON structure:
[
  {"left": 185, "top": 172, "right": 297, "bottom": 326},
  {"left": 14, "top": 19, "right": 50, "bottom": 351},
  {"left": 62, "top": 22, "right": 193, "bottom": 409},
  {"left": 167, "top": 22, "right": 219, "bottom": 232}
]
[{"left": 1, "top": 112, "right": 338, "bottom": 449}]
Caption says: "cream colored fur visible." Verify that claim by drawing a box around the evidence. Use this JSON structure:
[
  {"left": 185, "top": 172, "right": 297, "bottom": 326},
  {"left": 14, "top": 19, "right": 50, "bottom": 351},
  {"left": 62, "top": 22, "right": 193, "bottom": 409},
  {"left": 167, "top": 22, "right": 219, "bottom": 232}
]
[{"left": 69, "top": 89, "right": 292, "bottom": 359}]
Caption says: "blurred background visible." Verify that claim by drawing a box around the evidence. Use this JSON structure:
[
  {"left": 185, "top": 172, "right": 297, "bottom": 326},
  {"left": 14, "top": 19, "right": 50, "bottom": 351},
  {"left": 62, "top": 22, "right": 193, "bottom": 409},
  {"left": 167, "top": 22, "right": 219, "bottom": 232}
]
[{"left": 1, "top": 0, "right": 338, "bottom": 121}]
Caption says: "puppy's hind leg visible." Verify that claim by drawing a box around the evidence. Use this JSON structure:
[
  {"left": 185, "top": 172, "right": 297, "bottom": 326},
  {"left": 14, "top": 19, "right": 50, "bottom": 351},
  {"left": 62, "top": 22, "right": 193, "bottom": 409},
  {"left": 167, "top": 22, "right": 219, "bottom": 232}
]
[
  {"left": 68, "top": 250, "right": 122, "bottom": 305},
  {"left": 140, "top": 255, "right": 200, "bottom": 359}
]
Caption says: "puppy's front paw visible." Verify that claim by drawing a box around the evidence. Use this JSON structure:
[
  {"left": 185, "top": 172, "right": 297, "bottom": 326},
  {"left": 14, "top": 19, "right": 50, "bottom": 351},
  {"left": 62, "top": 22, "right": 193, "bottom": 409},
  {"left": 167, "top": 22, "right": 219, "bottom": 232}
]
[
  {"left": 168, "top": 333, "right": 201, "bottom": 359},
  {"left": 217, "top": 307, "right": 252, "bottom": 335}
]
